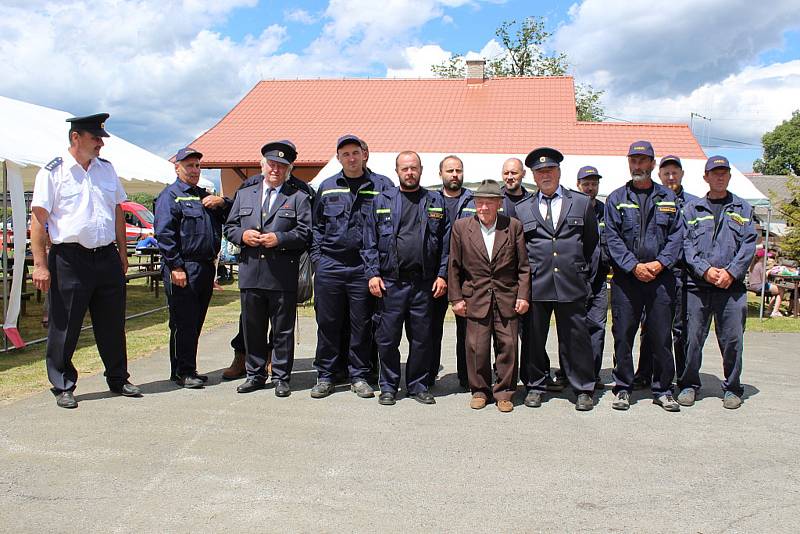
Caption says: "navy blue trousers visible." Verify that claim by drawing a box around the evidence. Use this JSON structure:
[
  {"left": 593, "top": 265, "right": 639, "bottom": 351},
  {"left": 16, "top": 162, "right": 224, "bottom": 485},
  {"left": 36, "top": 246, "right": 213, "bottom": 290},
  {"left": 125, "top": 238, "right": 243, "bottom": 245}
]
[
  {"left": 611, "top": 272, "right": 675, "bottom": 396},
  {"left": 679, "top": 286, "right": 746, "bottom": 396},
  {"left": 430, "top": 294, "right": 467, "bottom": 386},
  {"left": 241, "top": 289, "right": 296, "bottom": 382},
  {"left": 374, "top": 278, "right": 433, "bottom": 394},
  {"left": 164, "top": 261, "right": 214, "bottom": 378},
  {"left": 586, "top": 278, "right": 608, "bottom": 380},
  {"left": 312, "top": 255, "right": 373, "bottom": 382},
  {"left": 523, "top": 300, "right": 595, "bottom": 394},
  {"left": 637, "top": 267, "right": 687, "bottom": 383},
  {"left": 45, "top": 244, "right": 128, "bottom": 393}
]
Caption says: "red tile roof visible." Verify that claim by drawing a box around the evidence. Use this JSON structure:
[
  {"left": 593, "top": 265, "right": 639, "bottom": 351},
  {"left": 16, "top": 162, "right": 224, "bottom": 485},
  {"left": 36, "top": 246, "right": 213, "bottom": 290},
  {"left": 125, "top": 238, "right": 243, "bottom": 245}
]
[{"left": 191, "top": 77, "right": 705, "bottom": 168}]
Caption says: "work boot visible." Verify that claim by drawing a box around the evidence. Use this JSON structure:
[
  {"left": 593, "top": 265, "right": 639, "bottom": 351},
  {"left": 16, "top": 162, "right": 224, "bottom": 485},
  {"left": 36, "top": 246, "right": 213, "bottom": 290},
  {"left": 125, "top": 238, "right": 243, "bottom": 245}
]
[{"left": 222, "top": 351, "right": 246, "bottom": 380}]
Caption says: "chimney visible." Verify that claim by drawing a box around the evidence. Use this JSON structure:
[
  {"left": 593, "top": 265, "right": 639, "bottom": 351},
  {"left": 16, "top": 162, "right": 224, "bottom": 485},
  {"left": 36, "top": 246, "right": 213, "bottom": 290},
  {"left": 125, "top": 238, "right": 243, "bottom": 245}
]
[{"left": 466, "top": 58, "right": 486, "bottom": 84}]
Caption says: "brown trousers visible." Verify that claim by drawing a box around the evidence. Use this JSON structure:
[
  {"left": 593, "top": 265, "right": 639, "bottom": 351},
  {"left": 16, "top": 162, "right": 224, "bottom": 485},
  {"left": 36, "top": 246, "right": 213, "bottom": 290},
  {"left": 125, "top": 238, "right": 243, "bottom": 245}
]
[{"left": 465, "top": 296, "right": 518, "bottom": 401}]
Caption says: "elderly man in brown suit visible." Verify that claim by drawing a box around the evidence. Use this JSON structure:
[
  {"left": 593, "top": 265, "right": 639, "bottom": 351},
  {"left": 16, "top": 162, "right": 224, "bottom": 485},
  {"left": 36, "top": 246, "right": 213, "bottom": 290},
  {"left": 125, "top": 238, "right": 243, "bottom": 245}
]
[{"left": 448, "top": 180, "right": 531, "bottom": 412}]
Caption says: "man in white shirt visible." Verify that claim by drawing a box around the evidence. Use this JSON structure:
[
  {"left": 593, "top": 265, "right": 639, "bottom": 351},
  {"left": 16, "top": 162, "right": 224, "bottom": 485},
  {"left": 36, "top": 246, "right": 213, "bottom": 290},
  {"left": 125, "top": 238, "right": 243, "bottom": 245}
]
[{"left": 30, "top": 113, "right": 141, "bottom": 409}]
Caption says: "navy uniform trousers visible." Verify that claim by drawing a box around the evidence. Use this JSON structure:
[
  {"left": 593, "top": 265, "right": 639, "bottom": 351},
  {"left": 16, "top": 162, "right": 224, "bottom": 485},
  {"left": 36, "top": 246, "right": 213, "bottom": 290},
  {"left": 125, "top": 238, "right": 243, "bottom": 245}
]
[
  {"left": 586, "top": 276, "right": 608, "bottom": 380},
  {"left": 679, "top": 287, "right": 746, "bottom": 397},
  {"left": 313, "top": 255, "right": 373, "bottom": 382},
  {"left": 164, "top": 260, "right": 214, "bottom": 378},
  {"left": 241, "top": 289, "right": 296, "bottom": 382},
  {"left": 430, "top": 295, "right": 467, "bottom": 387},
  {"left": 611, "top": 272, "right": 675, "bottom": 396},
  {"left": 637, "top": 266, "right": 687, "bottom": 382},
  {"left": 375, "top": 278, "right": 433, "bottom": 394},
  {"left": 45, "top": 243, "right": 128, "bottom": 393},
  {"left": 524, "top": 300, "right": 595, "bottom": 394}
]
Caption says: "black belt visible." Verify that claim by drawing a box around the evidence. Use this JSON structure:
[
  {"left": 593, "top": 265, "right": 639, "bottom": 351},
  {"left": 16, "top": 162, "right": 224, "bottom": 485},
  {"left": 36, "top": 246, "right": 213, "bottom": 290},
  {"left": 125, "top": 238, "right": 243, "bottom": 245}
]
[{"left": 56, "top": 242, "right": 115, "bottom": 253}]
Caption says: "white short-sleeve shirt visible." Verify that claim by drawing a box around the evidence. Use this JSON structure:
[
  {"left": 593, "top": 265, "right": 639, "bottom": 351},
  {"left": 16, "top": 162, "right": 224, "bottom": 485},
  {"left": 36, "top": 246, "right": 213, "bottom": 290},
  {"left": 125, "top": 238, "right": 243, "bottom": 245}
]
[{"left": 31, "top": 152, "right": 127, "bottom": 248}]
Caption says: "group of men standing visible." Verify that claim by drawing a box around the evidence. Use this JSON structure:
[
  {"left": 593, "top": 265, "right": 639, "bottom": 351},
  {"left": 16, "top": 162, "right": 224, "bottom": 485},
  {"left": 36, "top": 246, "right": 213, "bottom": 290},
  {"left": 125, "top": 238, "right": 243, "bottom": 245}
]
[{"left": 32, "top": 113, "right": 756, "bottom": 413}]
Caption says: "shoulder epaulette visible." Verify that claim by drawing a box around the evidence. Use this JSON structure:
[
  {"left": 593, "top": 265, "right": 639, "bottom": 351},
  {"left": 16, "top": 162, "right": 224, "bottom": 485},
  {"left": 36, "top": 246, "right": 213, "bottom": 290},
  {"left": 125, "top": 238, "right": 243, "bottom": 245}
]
[
  {"left": 96, "top": 157, "right": 110, "bottom": 163},
  {"left": 44, "top": 157, "right": 62, "bottom": 172}
]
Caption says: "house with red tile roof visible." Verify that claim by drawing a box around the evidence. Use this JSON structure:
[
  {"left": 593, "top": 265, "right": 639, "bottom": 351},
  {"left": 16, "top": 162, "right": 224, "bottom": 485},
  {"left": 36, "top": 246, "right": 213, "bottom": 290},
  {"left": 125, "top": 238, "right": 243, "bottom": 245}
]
[{"left": 190, "top": 64, "right": 765, "bottom": 203}]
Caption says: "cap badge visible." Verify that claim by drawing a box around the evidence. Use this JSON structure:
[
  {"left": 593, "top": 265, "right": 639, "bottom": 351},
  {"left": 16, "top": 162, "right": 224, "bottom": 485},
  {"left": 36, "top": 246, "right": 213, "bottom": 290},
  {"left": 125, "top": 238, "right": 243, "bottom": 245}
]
[
  {"left": 278, "top": 151, "right": 284, "bottom": 158},
  {"left": 539, "top": 156, "right": 546, "bottom": 162}
]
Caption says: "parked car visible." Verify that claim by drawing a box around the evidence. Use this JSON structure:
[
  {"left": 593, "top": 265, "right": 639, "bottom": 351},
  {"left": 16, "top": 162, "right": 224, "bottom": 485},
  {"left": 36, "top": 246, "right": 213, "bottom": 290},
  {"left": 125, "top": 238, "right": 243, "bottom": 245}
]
[{"left": 121, "top": 201, "right": 155, "bottom": 245}]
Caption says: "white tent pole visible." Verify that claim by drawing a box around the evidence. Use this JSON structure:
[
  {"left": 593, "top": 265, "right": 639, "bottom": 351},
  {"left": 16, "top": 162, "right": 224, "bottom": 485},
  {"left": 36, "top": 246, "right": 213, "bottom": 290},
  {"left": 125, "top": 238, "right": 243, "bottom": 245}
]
[
  {"left": 759, "top": 206, "right": 772, "bottom": 320},
  {"left": 2, "top": 160, "right": 8, "bottom": 352}
]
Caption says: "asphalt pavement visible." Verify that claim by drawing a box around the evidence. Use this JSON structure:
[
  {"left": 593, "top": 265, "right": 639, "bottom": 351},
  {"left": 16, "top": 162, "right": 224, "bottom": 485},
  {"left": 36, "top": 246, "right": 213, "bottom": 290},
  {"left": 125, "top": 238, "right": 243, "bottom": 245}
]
[{"left": 1, "top": 317, "right": 799, "bottom": 533}]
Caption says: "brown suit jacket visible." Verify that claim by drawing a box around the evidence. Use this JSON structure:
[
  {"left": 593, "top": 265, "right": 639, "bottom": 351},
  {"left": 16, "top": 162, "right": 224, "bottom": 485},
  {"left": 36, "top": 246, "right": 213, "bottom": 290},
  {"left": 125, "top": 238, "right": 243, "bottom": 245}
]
[{"left": 448, "top": 214, "right": 531, "bottom": 319}]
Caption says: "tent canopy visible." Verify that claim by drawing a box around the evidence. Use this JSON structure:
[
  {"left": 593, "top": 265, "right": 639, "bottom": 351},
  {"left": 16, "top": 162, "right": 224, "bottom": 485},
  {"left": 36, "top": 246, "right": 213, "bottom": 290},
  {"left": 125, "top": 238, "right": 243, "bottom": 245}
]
[
  {"left": 0, "top": 96, "right": 174, "bottom": 185},
  {"left": 311, "top": 152, "right": 769, "bottom": 206}
]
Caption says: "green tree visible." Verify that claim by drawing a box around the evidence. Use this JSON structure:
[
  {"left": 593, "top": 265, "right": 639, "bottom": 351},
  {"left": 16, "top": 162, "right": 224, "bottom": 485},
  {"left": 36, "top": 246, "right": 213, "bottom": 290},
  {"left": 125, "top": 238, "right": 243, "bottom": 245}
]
[
  {"left": 128, "top": 192, "right": 156, "bottom": 210},
  {"left": 753, "top": 110, "right": 800, "bottom": 176},
  {"left": 431, "top": 16, "right": 604, "bottom": 121},
  {"left": 778, "top": 175, "right": 800, "bottom": 261}
]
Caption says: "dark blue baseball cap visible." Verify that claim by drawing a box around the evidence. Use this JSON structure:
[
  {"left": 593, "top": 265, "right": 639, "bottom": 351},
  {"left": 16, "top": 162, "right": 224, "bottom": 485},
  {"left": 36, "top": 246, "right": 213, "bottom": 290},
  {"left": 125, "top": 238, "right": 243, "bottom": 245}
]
[
  {"left": 173, "top": 147, "right": 203, "bottom": 162},
  {"left": 261, "top": 140, "right": 297, "bottom": 165},
  {"left": 627, "top": 140, "right": 655, "bottom": 158},
  {"left": 525, "top": 147, "right": 563, "bottom": 170},
  {"left": 577, "top": 165, "right": 602, "bottom": 180},
  {"left": 659, "top": 155, "right": 682, "bottom": 168},
  {"left": 705, "top": 155, "right": 731, "bottom": 172},
  {"left": 336, "top": 134, "right": 364, "bottom": 151}
]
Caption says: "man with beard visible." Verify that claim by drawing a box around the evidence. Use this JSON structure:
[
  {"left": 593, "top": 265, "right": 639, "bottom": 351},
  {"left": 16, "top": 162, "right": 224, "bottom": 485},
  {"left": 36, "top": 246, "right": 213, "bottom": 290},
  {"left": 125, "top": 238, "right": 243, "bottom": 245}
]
[
  {"left": 605, "top": 141, "right": 683, "bottom": 412},
  {"left": 362, "top": 151, "right": 449, "bottom": 405},
  {"left": 430, "top": 155, "right": 475, "bottom": 390},
  {"left": 635, "top": 155, "right": 698, "bottom": 389},
  {"left": 500, "top": 158, "right": 532, "bottom": 218}
]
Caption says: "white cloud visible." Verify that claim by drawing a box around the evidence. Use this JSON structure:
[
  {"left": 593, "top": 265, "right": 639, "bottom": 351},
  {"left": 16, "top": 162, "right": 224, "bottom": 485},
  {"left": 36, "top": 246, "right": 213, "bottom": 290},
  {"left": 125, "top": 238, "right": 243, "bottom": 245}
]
[
  {"left": 386, "top": 45, "right": 453, "bottom": 77},
  {"left": 285, "top": 8, "right": 318, "bottom": 24},
  {"left": 605, "top": 60, "right": 800, "bottom": 147},
  {"left": 553, "top": 0, "right": 800, "bottom": 98}
]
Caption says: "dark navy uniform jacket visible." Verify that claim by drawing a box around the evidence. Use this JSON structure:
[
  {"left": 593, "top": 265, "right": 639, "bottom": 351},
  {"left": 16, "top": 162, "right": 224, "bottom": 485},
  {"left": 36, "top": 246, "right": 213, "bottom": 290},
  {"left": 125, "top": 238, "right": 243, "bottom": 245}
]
[
  {"left": 515, "top": 188, "right": 599, "bottom": 302},
  {"left": 366, "top": 168, "right": 395, "bottom": 190},
  {"left": 501, "top": 185, "right": 533, "bottom": 219},
  {"left": 683, "top": 193, "right": 757, "bottom": 290},
  {"left": 311, "top": 171, "right": 389, "bottom": 264},
  {"left": 590, "top": 199, "right": 609, "bottom": 284},
  {"left": 361, "top": 187, "right": 450, "bottom": 281},
  {"left": 224, "top": 179, "right": 312, "bottom": 291},
  {"left": 604, "top": 181, "right": 684, "bottom": 273},
  {"left": 154, "top": 179, "right": 231, "bottom": 270},
  {"left": 438, "top": 188, "right": 476, "bottom": 222},
  {"left": 242, "top": 173, "right": 314, "bottom": 201}
]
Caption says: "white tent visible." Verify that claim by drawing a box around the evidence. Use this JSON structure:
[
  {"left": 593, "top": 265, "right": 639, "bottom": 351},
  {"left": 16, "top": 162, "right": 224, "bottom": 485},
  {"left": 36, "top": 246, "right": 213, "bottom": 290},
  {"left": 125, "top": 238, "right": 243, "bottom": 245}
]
[
  {"left": 311, "top": 152, "right": 769, "bottom": 206},
  {"left": 0, "top": 95, "right": 174, "bottom": 184}
]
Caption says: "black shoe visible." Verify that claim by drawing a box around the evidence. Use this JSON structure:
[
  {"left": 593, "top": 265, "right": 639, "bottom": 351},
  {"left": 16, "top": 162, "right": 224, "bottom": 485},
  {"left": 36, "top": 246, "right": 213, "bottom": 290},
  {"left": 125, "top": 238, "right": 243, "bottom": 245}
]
[
  {"left": 177, "top": 375, "right": 205, "bottom": 389},
  {"left": 378, "top": 391, "right": 396, "bottom": 405},
  {"left": 55, "top": 391, "right": 78, "bottom": 409},
  {"left": 311, "top": 381, "right": 335, "bottom": 399},
  {"left": 546, "top": 376, "right": 567, "bottom": 392},
  {"left": 172, "top": 373, "right": 209, "bottom": 383},
  {"left": 109, "top": 382, "right": 142, "bottom": 397},
  {"left": 576, "top": 393, "right": 594, "bottom": 411},
  {"left": 237, "top": 378, "right": 266, "bottom": 393},
  {"left": 274, "top": 380, "right": 291, "bottom": 397},
  {"left": 411, "top": 390, "right": 436, "bottom": 404},
  {"left": 458, "top": 380, "right": 470, "bottom": 391},
  {"left": 524, "top": 390, "right": 543, "bottom": 408}
]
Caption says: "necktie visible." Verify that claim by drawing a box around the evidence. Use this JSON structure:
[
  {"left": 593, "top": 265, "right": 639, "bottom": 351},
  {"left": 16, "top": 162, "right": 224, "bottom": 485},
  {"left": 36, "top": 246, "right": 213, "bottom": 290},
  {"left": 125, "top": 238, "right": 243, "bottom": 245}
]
[
  {"left": 262, "top": 187, "right": 274, "bottom": 225},
  {"left": 544, "top": 195, "right": 555, "bottom": 231}
]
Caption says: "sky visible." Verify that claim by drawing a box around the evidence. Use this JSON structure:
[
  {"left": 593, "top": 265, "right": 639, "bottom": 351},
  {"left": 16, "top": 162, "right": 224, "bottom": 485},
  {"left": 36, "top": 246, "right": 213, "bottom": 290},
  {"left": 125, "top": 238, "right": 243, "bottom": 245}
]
[{"left": 1, "top": 0, "right": 799, "bottom": 174}]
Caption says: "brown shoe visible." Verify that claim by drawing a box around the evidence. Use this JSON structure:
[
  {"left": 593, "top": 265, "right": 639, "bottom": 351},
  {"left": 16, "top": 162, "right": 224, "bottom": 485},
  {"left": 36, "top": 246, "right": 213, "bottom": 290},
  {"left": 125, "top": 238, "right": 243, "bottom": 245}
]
[
  {"left": 222, "top": 351, "right": 246, "bottom": 380},
  {"left": 470, "top": 395, "right": 487, "bottom": 410},
  {"left": 497, "top": 400, "right": 514, "bottom": 413}
]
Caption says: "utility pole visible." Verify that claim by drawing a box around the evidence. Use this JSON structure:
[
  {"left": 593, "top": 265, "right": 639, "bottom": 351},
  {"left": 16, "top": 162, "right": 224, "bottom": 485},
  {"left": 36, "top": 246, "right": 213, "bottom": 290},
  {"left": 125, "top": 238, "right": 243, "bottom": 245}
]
[{"left": 690, "top": 112, "right": 712, "bottom": 147}]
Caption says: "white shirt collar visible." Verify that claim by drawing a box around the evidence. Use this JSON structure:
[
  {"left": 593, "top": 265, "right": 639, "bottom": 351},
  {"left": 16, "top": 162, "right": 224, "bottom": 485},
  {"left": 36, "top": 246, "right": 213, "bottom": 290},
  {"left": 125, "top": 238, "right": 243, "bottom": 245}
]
[{"left": 539, "top": 185, "right": 563, "bottom": 200}]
